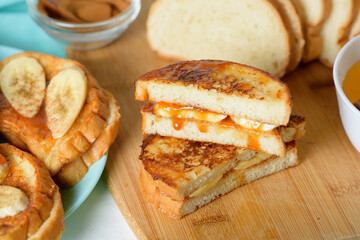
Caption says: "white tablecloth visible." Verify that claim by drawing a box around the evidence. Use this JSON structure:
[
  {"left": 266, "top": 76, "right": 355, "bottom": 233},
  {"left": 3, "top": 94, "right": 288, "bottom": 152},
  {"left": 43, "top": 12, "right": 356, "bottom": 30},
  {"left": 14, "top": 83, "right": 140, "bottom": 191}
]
[{"left": 61, "top": 175, "right": 137, "bottom": 240}]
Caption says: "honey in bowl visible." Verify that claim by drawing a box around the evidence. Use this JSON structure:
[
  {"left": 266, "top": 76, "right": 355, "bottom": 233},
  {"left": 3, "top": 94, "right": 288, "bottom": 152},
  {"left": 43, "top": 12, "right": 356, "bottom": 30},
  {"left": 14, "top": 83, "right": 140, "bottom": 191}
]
[{"left": 342, "top": 60, "right": 360, "bottom": 111}]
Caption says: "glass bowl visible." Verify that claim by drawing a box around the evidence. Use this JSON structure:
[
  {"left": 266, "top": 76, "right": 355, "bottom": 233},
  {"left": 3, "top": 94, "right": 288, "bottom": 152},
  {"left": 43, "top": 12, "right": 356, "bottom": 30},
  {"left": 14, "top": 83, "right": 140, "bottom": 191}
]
[{"left": 26, "top": 0, "right": 141, "bottom": 50}]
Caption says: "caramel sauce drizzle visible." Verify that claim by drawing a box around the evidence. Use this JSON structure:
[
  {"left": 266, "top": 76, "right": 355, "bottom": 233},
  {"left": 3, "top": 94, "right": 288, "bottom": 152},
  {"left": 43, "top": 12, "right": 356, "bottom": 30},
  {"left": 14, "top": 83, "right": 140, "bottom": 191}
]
[{"left": 142, "top": 102, "right": 267, "bottom": 150}]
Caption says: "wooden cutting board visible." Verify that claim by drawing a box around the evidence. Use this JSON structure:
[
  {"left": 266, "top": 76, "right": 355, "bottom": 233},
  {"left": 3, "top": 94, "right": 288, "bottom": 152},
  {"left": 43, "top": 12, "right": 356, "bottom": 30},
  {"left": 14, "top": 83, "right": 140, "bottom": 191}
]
[{"left": 67, "top": 1, "right": 360, "bottom": 239}]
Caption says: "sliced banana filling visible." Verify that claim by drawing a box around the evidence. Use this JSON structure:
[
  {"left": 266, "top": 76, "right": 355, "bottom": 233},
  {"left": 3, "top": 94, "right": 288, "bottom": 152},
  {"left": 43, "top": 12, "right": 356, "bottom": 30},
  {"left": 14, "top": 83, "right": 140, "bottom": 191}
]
[
  {"left": 153, "top": 102, "right": 277, "bottom": 131},
  {"left": 0, "top": 185, "right": 29, "bottom": 218},
  {"left": 234, "top": 152, "right": 272, "bottom": 170},
  {"left": 154, "top": 101, "right": 227, "bottom": 123},
  {"left": 230, "top": 117, "right": 277, "bottom": 131},
  {"left": 189, "top": 174, "right": 223, "bottom": 198},
  {"left": 188, "top": 151, "right": 272, "bottom": 199}
]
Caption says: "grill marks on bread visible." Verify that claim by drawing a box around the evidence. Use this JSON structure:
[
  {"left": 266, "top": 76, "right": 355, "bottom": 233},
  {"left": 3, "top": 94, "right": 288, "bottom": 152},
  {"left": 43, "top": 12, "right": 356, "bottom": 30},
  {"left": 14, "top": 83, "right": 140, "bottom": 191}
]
[
  {"left": 140, "top": 135, "right": 238, "bottom": 189},
  {"left": 138, "top": 60, "right": 290, "bottom": 101}
]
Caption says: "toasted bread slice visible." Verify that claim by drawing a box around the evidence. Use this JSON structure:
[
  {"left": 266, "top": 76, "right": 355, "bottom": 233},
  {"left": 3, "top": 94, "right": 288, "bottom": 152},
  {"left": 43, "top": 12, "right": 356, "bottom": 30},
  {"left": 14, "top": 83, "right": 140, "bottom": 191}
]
[
  {"left": 297, "top": 0, "right": 332, "bottom": 62},
  {"left": 147, "top": 0, "right": 290, "bottom": 77},
  {"left": 0, "top": 143, "right": 64, "bottom": 239},
  {"left": 136, "top": 60, "right": 292, "bottom": 126},
  {"left": 319, "top": 0, "right": 359, "bottom": 67},
  {"left": 141, "top": 108, "right": 305, "bottom": 156},
  {"left": 140, "top": 136, "right": 299, "bottom": 219},
  {"left": 0, "top": 52, "right": 120, "bottom": 187}
]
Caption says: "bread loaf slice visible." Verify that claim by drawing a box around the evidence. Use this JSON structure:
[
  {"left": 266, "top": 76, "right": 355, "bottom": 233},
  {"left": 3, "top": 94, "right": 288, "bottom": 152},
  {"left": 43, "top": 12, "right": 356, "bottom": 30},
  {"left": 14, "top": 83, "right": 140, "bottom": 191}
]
[
  {"left": 147, "top": 0, "right": 290, "bottom": 77},
  {"left": 140, "top": 136, "right": 299, "bottom": 219},
  {"left": 136, "top": 60, "right": 292, "bottom": 126},
  {"left": 271, "top": 0, "right": 304, "bottom": 72},
  {"left": 296, "top": 0, "right": 331, "bottom": 62},
  {"left": 319, "top": 0, "right": 359, "bottom": 67}
]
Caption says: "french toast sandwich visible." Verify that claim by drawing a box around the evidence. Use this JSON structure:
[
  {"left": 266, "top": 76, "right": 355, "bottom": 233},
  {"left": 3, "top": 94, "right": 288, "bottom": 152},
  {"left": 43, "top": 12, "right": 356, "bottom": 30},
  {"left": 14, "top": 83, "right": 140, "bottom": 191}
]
[
  {"left": 0, "top": 52, "right": 120, "bottom": 187},
  {"left": 136, "top": 60, "right": 296, "bottom": 156},
  {"left": 136, "top": 59, "right": 305, "bottom": 219},
  {"left": 0, "top": 143, "right": 64, "bottom": 239},
  {"left": 139, "top": 135, "right": 299, "bottom": 219}
]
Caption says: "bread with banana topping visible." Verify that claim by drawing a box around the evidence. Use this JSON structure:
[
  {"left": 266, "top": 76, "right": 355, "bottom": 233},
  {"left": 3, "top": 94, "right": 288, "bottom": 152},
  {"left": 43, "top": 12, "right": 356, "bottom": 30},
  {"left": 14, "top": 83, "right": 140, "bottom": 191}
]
[
  {"left": 0, "top": 52, "right": 120, "bottom": 187},
  {"left": 0, "top": 143, "right": 64, "bottom": 239}
]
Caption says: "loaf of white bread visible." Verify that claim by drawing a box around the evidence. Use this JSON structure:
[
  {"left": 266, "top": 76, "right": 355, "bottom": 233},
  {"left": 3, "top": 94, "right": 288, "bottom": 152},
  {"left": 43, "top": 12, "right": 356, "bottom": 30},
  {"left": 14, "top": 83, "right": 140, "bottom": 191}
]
[{"left": 147, "top": 0, "right": 360, "bottom": 71}]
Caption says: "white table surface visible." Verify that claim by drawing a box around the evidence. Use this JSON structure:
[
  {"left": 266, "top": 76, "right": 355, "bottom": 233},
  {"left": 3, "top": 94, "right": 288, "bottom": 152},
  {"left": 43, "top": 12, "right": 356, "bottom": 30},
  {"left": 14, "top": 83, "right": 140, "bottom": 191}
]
[{"left": 61, "top": 174, "right": 137, "bottom": 240}]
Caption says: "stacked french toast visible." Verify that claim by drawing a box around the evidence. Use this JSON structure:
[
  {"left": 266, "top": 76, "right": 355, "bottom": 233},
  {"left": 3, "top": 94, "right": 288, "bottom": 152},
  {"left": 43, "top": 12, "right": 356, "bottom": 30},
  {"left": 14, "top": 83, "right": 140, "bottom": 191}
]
[
  {"left": 0, "top": 52, "right": 120, "bottom": 239},
  {"left": 135, "top": 60, "right": 305, "bottom": 218}
]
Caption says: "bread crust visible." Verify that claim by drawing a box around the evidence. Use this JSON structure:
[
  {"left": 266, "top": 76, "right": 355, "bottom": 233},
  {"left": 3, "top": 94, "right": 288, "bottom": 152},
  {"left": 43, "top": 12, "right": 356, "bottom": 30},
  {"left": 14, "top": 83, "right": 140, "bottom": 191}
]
[
  {"left": 0, "top": 52, "right": 120, "bottom": 187},
  {"left": 0, "top": 143, "right": 64, "bottom": 239}
]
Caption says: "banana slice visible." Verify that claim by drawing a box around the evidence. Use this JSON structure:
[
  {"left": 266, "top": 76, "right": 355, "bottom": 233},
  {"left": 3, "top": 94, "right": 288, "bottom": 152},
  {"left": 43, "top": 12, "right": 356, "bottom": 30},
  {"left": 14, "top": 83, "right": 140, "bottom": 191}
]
[
  {"left": 0, "top": 185, "right": 29, "bottom": 218},
  {"left": 231, "top": 117, "right": 277, "bottom": 131},
  {"left": 0, "top": 56, "right": 46, "bottom": 118},
  {"left": 45, "top": 67, "right": 88, "bottom": 139},
  {"left": 154, "top": 102, "right": 227, "bottom": 123},
  {"left": 0, "top": 154, "right": 9, "bottom": 184}
]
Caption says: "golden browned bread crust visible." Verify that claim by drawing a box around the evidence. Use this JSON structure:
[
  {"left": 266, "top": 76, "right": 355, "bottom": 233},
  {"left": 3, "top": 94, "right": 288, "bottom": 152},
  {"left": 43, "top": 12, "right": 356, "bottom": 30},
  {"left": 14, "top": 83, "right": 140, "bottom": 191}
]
[
  {"left": 140, "top": 135, "right": 239, "bottom": 198},
  {"left": 136, "top": 60, "right": 290, "bottom": 100},
  {"left": 135, "top": 60, "right": 292, "bottom": 125},
  {"left": 0, "top": 143, "right": 64, "bottom": 239},
  {"left": 0, "top": 52, "right": 120, "bottom": 187}
]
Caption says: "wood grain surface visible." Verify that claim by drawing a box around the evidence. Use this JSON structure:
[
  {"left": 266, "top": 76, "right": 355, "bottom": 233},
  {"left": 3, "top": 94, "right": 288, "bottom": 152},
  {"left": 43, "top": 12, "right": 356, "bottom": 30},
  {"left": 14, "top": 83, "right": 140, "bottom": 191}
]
[{"left": 67, "top": 1, "right": 360, "bottom": 239}]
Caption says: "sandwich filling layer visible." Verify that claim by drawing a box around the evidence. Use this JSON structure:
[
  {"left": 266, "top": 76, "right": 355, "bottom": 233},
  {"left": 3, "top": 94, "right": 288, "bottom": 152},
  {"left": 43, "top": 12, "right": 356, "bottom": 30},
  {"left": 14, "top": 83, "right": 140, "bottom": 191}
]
[
  {"left": 188, "top": 151, "right": 273, "bottom": 198},
  {"left": 143, "top": 102, "right": 278, "bottom": 132}
]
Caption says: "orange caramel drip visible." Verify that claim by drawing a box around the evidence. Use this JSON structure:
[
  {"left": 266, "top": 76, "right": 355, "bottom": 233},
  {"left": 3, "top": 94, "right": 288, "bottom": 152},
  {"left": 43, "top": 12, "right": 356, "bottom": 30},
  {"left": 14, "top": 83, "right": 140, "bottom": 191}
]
[
  {"left": 247, "top": 132, "right": 260, "bottom": 151},
  {"left": 172, "top": 118, "right": 184, "bottom": 131},
  {"left": 196, "top": 122, "right": 208, "bottom": 133},
  {"left": 220, "top": 116, "right": 238, "bottom": 128},
  {"left": 156, "top": 101, "right": 211, "bottom": 120}
]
